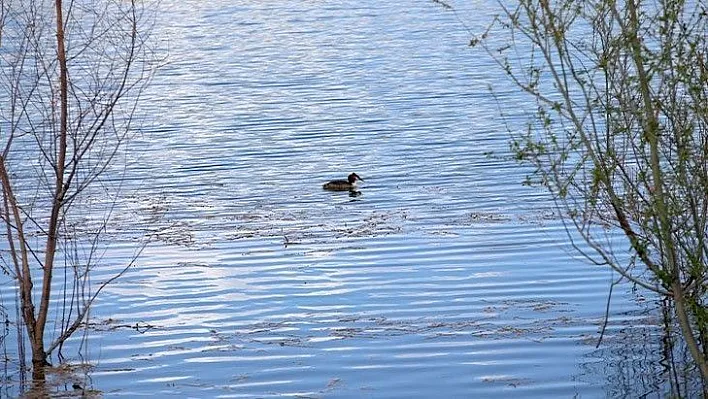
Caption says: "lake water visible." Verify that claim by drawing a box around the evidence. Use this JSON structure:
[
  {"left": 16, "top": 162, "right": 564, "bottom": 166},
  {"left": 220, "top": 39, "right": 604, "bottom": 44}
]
[{"left": 0, "top": 0, "right": 694, "bottom": 397}]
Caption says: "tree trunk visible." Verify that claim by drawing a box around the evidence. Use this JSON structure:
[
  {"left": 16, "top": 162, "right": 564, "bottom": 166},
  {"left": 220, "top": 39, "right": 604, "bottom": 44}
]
[
  {"left": 32, "top": 0, "right": 69, "bottom": 373},
  {"left": 625, "top": 0, "right": 708, "bottom": 381}
]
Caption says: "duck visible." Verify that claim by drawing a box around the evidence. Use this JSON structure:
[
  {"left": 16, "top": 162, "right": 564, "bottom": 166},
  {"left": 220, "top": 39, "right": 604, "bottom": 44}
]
[{"left": 323, "top": 173, "right": 364, "bottom": 191}]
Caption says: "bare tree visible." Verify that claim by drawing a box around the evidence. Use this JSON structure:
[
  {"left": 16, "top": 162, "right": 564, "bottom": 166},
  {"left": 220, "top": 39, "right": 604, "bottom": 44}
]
[
  {"left": 0, "top": 0, "right": 155, "bottom": 378},
  {"left": 468, "top": 0, "right": 707, "bottom": 383}
]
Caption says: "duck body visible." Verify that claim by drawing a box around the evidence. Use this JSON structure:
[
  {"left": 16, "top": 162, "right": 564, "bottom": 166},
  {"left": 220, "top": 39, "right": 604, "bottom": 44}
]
[{"left": 323, "top": 173, "right": 364, "bottom": 191}]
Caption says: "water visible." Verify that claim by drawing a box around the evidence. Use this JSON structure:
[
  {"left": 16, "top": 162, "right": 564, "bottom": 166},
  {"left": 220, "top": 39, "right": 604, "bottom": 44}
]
[{"left": 0, "top": 0, "right": 691, "bottom": 397}]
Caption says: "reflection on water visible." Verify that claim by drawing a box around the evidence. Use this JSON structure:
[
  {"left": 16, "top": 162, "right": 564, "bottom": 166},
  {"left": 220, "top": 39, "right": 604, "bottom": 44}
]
[
  {"left": 580, "top": 299, "right": 704, "bottom": 397},
  {"left": 0, "top": 0, "right": 703, "bottom": 397}
]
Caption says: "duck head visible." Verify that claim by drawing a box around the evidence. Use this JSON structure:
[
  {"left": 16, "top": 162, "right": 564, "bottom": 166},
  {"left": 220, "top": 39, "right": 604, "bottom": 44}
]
[{"left": 348, "top": 173, "right": 364, "bottom": 183}]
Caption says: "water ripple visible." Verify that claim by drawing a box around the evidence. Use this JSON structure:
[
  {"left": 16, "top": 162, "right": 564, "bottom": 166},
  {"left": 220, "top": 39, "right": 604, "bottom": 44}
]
[{"left": 0, "top": 0, "right": 681, "bottom": 397}]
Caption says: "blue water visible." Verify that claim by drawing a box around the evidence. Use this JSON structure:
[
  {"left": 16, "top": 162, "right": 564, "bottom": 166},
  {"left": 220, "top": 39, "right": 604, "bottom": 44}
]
[{"left": 0, "top": 0, "right": 686, "bottom": 397}]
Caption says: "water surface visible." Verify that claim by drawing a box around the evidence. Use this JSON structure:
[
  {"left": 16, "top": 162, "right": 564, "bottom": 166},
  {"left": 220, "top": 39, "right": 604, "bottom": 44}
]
[{"left": 1, "top": 0, "right": 683, "bottom": 397}]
